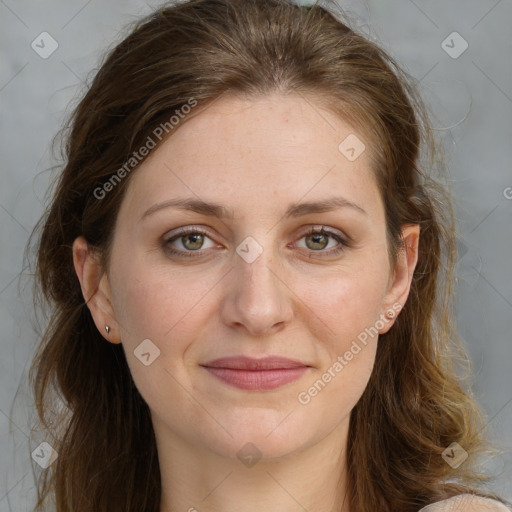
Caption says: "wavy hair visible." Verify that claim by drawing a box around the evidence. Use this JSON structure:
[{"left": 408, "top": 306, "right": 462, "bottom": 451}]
[{"left": 26, "top": 0, "right": 507, "bottom": 510}]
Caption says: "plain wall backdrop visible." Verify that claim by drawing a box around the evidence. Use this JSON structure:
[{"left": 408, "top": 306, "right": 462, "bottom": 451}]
[{"left": 1, "top": 0, "right": 511, "bottom": 510}]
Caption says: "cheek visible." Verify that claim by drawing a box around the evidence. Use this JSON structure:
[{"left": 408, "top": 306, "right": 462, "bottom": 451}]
[
  {"left": 109, "top": 264, "right": 213, "bottom": 411},
  {"left": 110, "top": 256, "right": 219, "bottom": 356},
  {"left": 294, "top": 272, "right": 383, "bottom": 424},
  {"left": 299, "top": 264, "right": 389, "bottom": 345},
  {"left": 292, "top": 255, "right": 388, "bottom": 398},
  {"left": 296, "top": 339, "right": 377, "bottom": 440}
]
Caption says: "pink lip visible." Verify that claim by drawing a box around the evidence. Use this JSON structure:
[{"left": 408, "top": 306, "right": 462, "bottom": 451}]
[{"left": 200, "top": 356, "right": 310, "bottom": 391}]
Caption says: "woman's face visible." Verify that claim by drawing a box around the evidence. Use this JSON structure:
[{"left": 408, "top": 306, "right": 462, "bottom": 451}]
[{"left": 75, "top": 92, "right": 418, "bottom": 462}]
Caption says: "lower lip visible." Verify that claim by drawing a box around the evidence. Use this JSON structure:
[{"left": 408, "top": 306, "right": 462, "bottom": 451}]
[{"left": 202, "top": 366, "right": 309, "bottom": 390}]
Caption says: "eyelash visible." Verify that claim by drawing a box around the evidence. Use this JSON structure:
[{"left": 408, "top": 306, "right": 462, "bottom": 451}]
[{"left": 163, "top": 226, "right": 349, "bottom": 259}]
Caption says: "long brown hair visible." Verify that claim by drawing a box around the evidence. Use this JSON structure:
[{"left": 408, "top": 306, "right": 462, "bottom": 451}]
[{"left": 26, "top": 0, "right": 507, "bottom": 510}]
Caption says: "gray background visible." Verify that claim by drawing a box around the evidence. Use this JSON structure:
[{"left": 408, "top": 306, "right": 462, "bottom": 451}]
[{"left": 1, "top": 0, "right": 511, "bottom": 510}]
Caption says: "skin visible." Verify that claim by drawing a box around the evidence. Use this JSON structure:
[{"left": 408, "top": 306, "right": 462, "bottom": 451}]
[{"left": 73, "top": 92, "right": 419, "bottom": 512}]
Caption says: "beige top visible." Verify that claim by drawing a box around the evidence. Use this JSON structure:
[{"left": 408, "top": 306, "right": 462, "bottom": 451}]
[{"left": 419, "top": 494, "right": 510, "bottom": 511}]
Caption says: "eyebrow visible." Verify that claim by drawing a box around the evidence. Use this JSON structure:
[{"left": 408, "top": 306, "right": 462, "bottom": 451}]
[{"left": 140, "top": 196, "right": 367, "bottom": 222}]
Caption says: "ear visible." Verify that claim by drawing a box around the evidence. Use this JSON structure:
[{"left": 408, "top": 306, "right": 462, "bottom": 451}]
[
  {"left": 72, "top": 236, "right": 121, "bottom": 344},
  {"left": 378, "top": 224, "right": 420, "bottom": 334}
]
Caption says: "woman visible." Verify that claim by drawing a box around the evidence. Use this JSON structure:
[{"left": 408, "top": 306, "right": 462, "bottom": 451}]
[{"left": 27, "top": 0, "right": 510, "bottom": 510}]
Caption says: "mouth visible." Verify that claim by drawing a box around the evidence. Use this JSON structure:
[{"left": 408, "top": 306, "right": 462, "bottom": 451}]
[{"left": 200, "top": 355, "right": 311, "bottom": 391}]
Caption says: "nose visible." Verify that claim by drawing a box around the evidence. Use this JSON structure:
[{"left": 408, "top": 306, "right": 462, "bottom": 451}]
[{"left": 219, "top": 237, "right": 294, "bottom": 337}]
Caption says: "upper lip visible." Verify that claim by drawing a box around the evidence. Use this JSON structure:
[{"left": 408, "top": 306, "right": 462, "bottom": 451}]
[{"left": 201, "top": 356, "right": 310, "bottom": 370}]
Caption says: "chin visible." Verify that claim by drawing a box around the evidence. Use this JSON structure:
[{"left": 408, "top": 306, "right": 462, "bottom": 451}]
[{"left": 200, "top": 414, "right": 316, "bottom": 463}]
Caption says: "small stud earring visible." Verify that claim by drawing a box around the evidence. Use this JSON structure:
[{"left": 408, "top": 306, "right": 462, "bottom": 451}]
[
  {"left": 105, "top": 325, "right": 111, "bottom": 334},
  {"left": 385, "top": 311, "right": 395, "bottom": 319}
]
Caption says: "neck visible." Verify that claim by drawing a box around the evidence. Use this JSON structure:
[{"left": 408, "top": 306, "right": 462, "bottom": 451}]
[{"left": 155, "top": 414, "right": 351, "bottom": 512}]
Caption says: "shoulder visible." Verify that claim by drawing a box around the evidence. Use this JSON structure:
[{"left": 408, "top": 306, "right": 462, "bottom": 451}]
[{"left": 419, "top": 494, "right": 511, "bottom": 512}]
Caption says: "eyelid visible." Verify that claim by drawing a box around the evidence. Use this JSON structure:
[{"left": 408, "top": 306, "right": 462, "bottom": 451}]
[
  {"left": 297, "top": 225, "right": 349, "bottom": 243},
  {"left": 293, "top": 226, "right": 350, "bottom": 254},
  {"left": 163, "top": 226, "right": 219, "bottom": 252},
  {"left": 163, "top": 225, "right": 350, "bottom": 257}
]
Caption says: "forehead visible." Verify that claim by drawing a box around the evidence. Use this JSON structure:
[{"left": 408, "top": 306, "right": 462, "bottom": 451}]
[
  {"left": 119, "top": 92, "right": 382, "bottom": 221},
  {"left": 164, "top": 92, "right": 374, "bottom": 162}
]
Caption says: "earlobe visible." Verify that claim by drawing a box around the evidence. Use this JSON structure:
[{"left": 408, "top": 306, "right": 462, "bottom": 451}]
[
  {"left": 72, "top": 236, "right": 121, "bottom": 344},
  {"left": 379, "top": 224, "right": 420, "bottom": 334}
]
